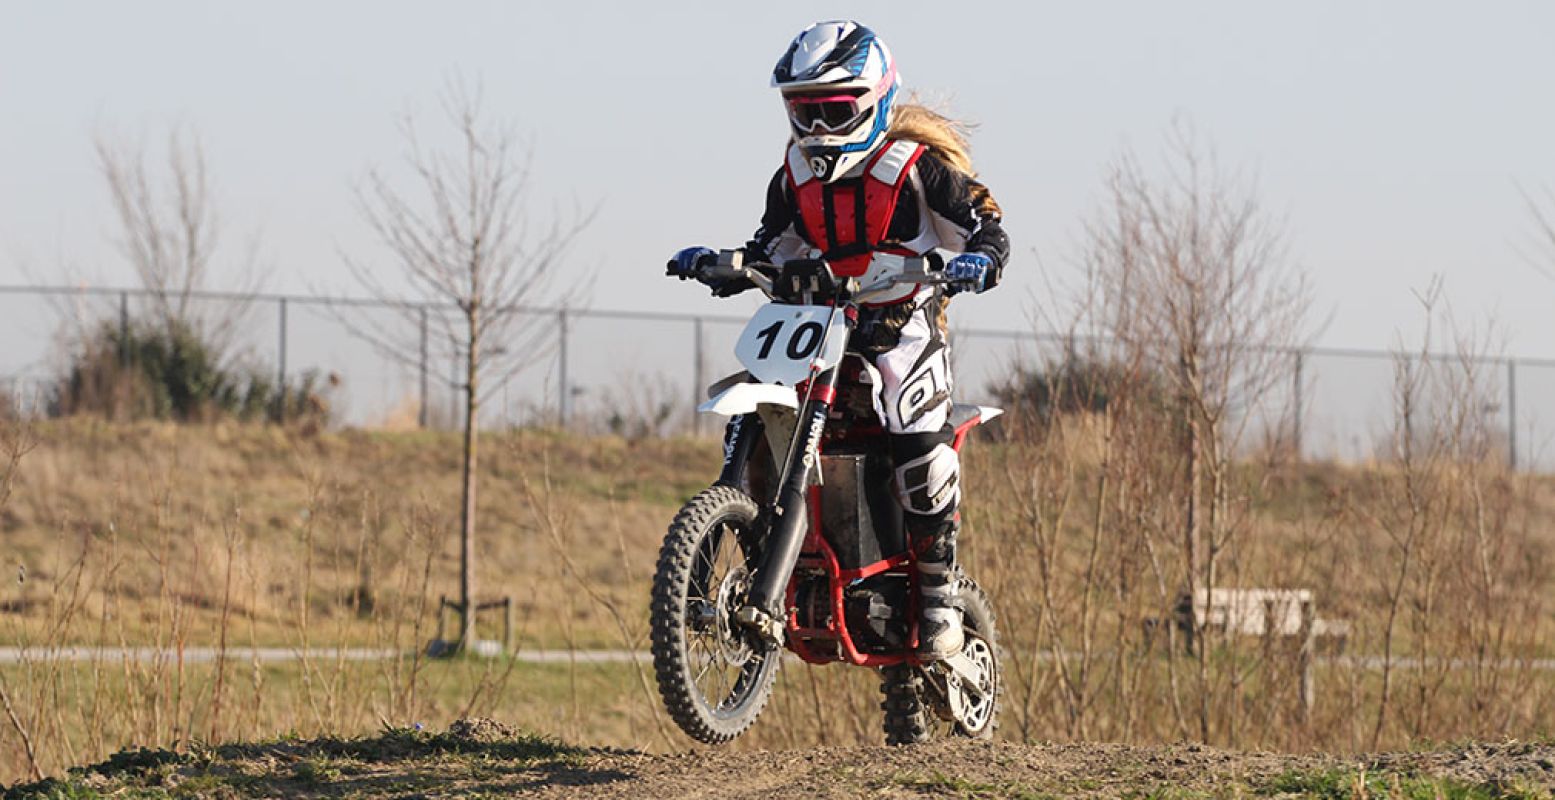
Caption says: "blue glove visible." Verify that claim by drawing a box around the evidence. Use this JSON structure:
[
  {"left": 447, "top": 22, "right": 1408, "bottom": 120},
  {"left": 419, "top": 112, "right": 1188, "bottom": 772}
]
[
  {"left": 667, "top": 246, "right": 715, "bottom": 280},
  {"left": 944, "top": 252, "right": 993, "bottom": 296}
]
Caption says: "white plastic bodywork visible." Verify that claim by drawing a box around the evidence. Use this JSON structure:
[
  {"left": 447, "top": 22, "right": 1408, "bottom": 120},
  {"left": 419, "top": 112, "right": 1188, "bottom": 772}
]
[
  {"left": 734, "top": 303, "right": 848, "bottom": 385},
  {"left": 697, "top": 383, "right": 799, "bottom": 416},
  {"left": 975, "top": 406, "right": 1004, "bottom": 423}
]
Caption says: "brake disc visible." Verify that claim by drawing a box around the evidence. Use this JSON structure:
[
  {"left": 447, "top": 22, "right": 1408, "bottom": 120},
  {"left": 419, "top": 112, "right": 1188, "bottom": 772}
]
[{"left": 714, "top": 566, "right": 755, "bottom": 665}]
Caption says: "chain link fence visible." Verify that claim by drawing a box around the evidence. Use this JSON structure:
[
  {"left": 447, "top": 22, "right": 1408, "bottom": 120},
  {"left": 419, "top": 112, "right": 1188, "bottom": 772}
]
[{"left": 3, "top": 284, "right": 1553, "bottom": 471}]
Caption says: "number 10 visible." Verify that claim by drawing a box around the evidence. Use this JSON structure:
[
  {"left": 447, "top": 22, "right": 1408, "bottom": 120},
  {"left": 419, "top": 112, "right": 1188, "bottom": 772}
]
[{"left": 754, "top": 320, "right": 825, "bottom": 360}]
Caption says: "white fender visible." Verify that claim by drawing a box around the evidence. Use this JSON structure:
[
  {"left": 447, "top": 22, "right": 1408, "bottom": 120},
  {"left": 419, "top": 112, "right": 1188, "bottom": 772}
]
[
  {"left": 697, "top": 382, "right": 800, "bottom": 416},
  {"left": 976, "top": 406, "right": 1004, "bottom": 422}
]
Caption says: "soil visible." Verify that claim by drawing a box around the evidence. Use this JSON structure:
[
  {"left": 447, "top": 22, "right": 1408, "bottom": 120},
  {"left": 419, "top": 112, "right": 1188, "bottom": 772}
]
[
  {"left": 553, "top": 740, "right": 1555, "bottom": 799},
  {"left": 10, "top": 719, "right": 1555, "bottom": 799}
]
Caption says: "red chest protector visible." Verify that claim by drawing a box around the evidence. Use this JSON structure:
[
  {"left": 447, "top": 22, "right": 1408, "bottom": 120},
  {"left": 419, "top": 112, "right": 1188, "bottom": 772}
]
[{"left": 785, "top": 139, "right": 926, "bottom": 281}]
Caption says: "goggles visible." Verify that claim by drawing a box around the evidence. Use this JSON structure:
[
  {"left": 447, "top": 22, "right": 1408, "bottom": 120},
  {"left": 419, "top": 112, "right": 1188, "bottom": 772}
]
[{"left": 785, "top": 89, "right": 871, "bottom": 135}]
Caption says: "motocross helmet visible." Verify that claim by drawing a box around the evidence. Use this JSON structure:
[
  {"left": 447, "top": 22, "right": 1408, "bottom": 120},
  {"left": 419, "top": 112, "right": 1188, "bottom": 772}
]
[{"left": 772, "top": 20, "right": 899, "bottom": 184}]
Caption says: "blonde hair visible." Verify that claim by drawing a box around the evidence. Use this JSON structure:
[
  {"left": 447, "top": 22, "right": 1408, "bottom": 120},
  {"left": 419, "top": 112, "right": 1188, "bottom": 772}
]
[{"left": 888, "top": 103, "right": 976, "bottom": 176}]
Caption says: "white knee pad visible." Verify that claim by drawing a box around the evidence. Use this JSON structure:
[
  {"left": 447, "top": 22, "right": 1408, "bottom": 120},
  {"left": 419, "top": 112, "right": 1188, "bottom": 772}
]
[{"left": 894, "top": 443, "right": 961, "bottom": 516}]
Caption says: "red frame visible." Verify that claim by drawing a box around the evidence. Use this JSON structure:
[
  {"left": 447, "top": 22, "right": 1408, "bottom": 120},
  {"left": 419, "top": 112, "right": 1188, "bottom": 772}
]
[
  {"left": 784, "top": 483, "right": 920, "bottom": 667},
  {"left": 951, "top": 412, "right": 982, "bottom": 451},
  {"left": 781, "top": 407, "right": 984, "bottom": 668},
  {"left": 783, "top": 353, "right": 988, "bottom": 666}
]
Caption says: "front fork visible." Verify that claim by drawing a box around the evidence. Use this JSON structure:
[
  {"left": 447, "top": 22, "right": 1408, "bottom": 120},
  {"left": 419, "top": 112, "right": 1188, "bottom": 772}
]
[
  {"left": 714, "top": 413, "right": 763, "bottom": 490},
  {"left": 736, "top": 363, "right": 842, "bottom": 643}
]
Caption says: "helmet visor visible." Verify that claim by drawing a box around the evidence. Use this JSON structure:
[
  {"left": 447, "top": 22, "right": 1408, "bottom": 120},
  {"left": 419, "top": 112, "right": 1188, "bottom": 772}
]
[{"left": 785, "top": 89, "right": 870, "bottom": 135}]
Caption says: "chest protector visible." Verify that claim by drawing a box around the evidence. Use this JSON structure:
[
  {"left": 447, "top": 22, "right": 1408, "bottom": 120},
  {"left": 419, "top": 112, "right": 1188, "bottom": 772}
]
[{"left": 786, "top": 139, "right": 926, "bottom": 286}]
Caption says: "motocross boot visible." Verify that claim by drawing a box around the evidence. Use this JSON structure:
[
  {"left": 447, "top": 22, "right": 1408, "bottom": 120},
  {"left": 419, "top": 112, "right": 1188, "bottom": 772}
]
[{"left": 914, "top": 521, "right": 964, "bottom": 661}]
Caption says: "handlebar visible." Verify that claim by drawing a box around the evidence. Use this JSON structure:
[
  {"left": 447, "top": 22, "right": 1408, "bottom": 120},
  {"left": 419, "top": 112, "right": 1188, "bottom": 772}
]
[
  {"left": 697, "top": 249, "right": 952, "bottom": 300},
  {"left": 697, "top": 250, "right": 776, "bottom": 295}
]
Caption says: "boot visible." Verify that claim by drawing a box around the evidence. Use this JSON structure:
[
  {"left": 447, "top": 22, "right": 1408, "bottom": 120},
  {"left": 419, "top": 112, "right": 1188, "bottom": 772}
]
[{"left": 914, "top": 525, "right": 963, "bottom": 661}]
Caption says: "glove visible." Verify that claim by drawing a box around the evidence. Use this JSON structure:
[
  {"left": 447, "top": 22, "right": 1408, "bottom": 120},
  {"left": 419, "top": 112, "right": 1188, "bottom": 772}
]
[
  {"left": 944, "top": 252, "right": 993, "bottom": 296},
  {"left": 666, "top": 246, "right": 715, "bottom": 280},
  {"left": 709, "top": 277, "right": 752, "bottom": 298}
]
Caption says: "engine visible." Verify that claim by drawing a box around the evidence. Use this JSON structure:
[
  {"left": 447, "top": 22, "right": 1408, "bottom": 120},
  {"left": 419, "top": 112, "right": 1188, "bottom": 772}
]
[
  {"left": 844, "top": 573, "right": 911, "bottom": 652},
  {"left": 791, "top": 571, "right": 911, "bottom": 655}
]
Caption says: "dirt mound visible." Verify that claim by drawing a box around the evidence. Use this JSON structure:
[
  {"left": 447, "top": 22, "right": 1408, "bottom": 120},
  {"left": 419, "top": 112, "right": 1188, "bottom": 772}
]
[
  {"left": 10, "top": 721, "right": 1555, "bottom": 799},
  {"left": 1365, "top": 741, "right": 1555, "bottom": 792},
  {"left": 446, "top": 716, "right": 522, "bottom": 744}
]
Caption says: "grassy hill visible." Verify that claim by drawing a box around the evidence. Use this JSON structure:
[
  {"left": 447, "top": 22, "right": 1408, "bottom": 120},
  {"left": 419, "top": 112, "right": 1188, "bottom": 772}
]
[{"left": 3, "top": 419, "right": 1555, "bottom": 785}]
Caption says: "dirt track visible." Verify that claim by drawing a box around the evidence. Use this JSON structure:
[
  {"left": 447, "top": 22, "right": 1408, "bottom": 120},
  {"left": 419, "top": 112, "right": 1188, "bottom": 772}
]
[
  {"left": 12, "top": 719, "right": 1555, "bottom": 798},
  {"left": 528, "top": 739, "right": 1555, "bottom": 799},
  {"left": 532, "top": 739, "right": 1322, "bottom": 798}
]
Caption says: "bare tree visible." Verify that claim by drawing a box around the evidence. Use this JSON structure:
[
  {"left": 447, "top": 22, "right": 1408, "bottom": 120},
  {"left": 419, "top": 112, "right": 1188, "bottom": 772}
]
[
  {"left": 0, "top": 419, "right": 39, "bottom": 780},
  {"left": 1081, "top": 122, "right": 1312, "bottom": 741},
  {"left": 1363, "top": 284, "right": 1543, "bottom": 748},
  {"left": 1518, "top": 182, "right": 1555, "bottom": 279},
  {"left": 39, "top": 128, "right": 270, "bottom": 421},
  {"left": 94, "top": 127, "right": 262, "bottom": 350},
  {"left": 343, "top": 79, "right": 592, "bottom": 651}
]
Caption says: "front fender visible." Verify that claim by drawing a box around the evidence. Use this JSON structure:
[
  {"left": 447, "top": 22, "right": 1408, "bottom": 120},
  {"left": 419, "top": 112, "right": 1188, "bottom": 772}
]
[{"left": 697, "top": 382, "right": 799, "bottom": 416}]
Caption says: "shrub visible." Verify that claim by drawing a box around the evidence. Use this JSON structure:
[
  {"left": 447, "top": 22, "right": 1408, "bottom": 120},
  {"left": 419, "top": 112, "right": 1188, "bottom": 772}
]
[
  {"left": 987, "top": 355, "right": 1169, "bottom": 432},
  {"left": 50, "top": 318, "right": 330, "bottom": 424}
]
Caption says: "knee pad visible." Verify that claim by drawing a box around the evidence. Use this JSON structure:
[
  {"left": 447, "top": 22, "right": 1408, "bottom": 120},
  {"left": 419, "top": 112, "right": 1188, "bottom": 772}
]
[{"left": 894, "top": 442, "right": 960, "bottom": 517}]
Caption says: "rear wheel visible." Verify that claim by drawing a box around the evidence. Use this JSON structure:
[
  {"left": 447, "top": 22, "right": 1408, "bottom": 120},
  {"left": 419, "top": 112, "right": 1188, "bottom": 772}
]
[
  {"left": 651, "top": 485, "right": 780, "bottom": 744},
  {"left": 880, "top": 577, "right": 1000, "bottom": 745}
]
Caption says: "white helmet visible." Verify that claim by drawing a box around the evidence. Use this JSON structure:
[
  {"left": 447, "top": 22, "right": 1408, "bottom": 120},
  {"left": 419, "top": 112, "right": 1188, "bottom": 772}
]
[{"left": 772, "top": 20, "right": 899, "bottom": 184}]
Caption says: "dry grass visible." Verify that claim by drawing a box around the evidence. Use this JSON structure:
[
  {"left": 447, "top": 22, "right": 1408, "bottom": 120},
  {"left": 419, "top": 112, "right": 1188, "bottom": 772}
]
[
  {"left": 0, "top": 419, "right": 714, "bottom": 782},
  {"left": 3, "top": 417, "right": 1555, "bottom": 784},
  {"left": 968, "top": 409, "right": 1555, "bottom": 752},
  {"left": 1, "top": 420, "right": 716, "bottom": 649}
]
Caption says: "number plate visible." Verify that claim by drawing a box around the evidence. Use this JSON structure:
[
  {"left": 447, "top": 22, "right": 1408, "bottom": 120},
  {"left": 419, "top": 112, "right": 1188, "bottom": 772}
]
[{"left": 734, "top": 304, "right": 847, "bottom": 386}]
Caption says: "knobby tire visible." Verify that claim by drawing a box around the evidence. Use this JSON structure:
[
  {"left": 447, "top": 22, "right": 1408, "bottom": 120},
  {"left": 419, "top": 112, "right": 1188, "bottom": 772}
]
[{"left": 651, "top": 485, "right": 779, "bottom": 744}]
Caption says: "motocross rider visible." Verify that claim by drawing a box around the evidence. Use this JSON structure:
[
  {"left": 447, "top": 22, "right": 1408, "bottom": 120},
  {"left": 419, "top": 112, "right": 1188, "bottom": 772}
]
[{"left": 667, "top": 20, "right": 1009, "bottom": 661}]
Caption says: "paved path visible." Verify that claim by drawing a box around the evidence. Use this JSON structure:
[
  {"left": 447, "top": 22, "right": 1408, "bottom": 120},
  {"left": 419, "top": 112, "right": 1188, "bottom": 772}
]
[
  {"left": 6, "top": 646, "right": 1553, "bottom": 672},
  {"left": 1323, "top": 654, "right": 1555, "bottom": 671},
  {"left": 0, "top": 646, "right": 646, "bottom": 665}
]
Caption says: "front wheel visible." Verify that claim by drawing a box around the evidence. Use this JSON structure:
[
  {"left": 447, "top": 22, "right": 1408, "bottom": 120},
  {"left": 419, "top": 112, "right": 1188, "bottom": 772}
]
[{"left": 651, "top": 485, "right": 781, "bottom": 744}]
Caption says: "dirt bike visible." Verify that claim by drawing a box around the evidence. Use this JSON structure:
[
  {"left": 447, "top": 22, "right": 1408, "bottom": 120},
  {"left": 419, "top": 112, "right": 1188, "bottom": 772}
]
[{"left": 651, "top": 249, "right": 1003, "bottom": 746}]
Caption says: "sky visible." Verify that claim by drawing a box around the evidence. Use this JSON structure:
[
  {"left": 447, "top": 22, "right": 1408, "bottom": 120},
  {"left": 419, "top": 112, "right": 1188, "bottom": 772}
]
[{"left": 3, "top": 0, "right": 1554, "bottom": 358}]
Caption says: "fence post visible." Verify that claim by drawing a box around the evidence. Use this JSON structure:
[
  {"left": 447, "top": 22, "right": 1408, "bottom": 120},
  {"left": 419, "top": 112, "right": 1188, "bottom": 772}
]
[
  {"left": 557, "top": 308, "right": 570, "bottom": 427},
  {"left": 1298, "top": 596, "right": 1315, "bottom": 724},
  {"left": 502, "top": 596, "right": 513, "bottom": 654},
  {"left": 1292, "top": 349, "right": 1304, "bottom": 460},
  {"left": 118, "top": 291, "right": 130, "bottom": 366},
  {"left": 1507, "top": 358, "right": 1518, "bottom": 471},
  {"left": 418, "top": 306, "right": 429, "bottom": 429},
  {"left": 693, "top": 317, "right": 705, "bottom": 437},
  {"left": 274, "top": 297, "right": 288, "bottom": 423}
]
